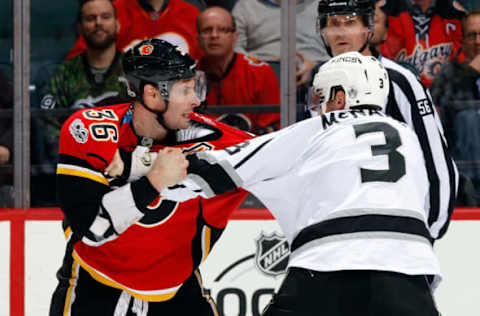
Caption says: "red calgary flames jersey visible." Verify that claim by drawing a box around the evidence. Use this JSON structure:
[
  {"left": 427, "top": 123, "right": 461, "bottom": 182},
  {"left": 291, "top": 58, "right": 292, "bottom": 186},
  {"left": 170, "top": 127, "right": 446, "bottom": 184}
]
[
  {"left": 200, "top": 53, "right": 281, "bottom": 131},
  {"left": 57, "top": 103, "right": 251, "bottom": 301},
  {"left": 67, "top": 0, "right": 203, "bottom": 61},
  {"left": 380, "top": 1, "right": 465, "bottom": 87}
]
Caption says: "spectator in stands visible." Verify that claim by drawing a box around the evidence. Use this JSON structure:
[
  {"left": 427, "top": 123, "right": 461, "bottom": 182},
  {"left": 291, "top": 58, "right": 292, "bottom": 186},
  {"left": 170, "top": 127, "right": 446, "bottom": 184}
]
[
  {"left": 67, "top": 0, "right": 204, "bottom": 61},
  {"left": 431, "top": 10, "right": 480, "bottom": 197},
  {"left": 232, "top": 0, "right": 329, "bottom": 86},
  {"left": 380, "top": 0, "right": 465, "bottom": 87},
  {"left": 39, "top": 0, "right": 129, "bottom": 164},
  {"left": 197, "top": 6, "right": 281, "bottom": 134}
]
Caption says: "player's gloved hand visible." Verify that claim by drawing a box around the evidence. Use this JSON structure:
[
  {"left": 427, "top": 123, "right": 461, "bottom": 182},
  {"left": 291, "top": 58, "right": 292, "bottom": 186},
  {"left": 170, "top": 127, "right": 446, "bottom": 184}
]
[
  {"left": 105, "top": 146, "right": 158, "bottom": 182},
  {"left": 147, "top": 147, "right": 189, "bottom": 192}
]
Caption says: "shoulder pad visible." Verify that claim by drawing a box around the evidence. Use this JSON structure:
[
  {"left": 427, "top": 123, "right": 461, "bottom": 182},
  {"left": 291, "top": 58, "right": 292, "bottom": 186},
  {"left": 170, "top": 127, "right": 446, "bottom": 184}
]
[{"left": 60, "top": 107, "right": 124, "bottom": 169}]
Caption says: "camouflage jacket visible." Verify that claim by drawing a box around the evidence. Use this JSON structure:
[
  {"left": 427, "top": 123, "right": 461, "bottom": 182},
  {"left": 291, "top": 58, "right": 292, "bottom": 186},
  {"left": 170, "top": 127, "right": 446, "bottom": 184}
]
[{"left": 38, "top": 51, "right": 130, "bottom": 163}]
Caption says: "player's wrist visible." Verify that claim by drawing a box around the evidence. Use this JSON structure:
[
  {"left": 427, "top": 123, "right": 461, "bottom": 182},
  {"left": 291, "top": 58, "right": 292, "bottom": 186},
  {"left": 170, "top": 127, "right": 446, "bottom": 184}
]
[{"left": 131, "top": 176, "right": 160, "bottom": 212}]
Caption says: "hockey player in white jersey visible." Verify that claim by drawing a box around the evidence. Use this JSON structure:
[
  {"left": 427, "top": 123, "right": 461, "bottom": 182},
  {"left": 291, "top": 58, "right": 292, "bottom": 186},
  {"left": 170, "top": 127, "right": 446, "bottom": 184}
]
[{"left": 155, "top": 52, "right": 442, "bottom": 315}]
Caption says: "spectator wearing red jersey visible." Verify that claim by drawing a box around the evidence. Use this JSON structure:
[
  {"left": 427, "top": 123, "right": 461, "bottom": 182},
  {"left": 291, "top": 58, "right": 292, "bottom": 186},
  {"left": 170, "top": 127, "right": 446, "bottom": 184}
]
[
  {"left": 380, "top": 0, "right": 465, "bottom": 87},
  {"left": 67, "top": 0, "right": 203, "bottom": 61},
  {"left": 196, "top": 6, "right": 281, "bottom": 134}
]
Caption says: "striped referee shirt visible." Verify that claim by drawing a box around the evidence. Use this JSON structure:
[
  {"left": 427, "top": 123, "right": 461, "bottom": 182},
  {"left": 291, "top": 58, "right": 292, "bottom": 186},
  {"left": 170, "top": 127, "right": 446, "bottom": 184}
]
[{"left": 379, "top": 55, "right": 459, "bottom": 239}]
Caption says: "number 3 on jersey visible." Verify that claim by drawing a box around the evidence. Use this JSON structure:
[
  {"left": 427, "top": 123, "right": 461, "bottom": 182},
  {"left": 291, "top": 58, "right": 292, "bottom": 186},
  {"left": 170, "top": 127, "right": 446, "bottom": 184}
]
[{"left": 353, "top": 122, "right": 406, "bottom": 183}]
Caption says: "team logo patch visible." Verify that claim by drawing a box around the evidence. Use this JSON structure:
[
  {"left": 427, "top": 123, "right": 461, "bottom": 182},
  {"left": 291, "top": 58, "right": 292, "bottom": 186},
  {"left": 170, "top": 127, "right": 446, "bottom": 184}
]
[
  {"left": 139, "top": 44, "right": 154, "bottom": 55},
  {"left": 255, "top": 232, "right": 290, "bottom": 276},
  {"left": 182, "top": 142, "right": 214, "bottom": 154},
  {"left": 69, "top": 119, "right": 89, "bottom": 144}
]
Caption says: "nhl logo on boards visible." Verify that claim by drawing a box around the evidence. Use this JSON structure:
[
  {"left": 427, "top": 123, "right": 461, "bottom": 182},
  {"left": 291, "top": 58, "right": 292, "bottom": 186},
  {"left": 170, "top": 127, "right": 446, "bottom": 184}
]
[
  {"left": 255, "top": 232, "right": 290, "bottom": 276},
  {"left": 139, "top": 44, "right": 154, "bottom": 56}
]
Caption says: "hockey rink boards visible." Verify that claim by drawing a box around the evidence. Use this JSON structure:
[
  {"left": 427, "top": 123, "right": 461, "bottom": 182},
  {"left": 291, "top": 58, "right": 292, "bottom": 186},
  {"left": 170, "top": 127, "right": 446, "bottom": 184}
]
[{"left": 0, "top": 208, "right": 479, "bottom": 316}]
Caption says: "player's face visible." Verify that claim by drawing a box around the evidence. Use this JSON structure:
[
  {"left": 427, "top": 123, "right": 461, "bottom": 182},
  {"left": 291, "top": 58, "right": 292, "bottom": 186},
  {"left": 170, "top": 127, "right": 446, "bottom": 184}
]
[
  {"left": 462, "top": 15, "right": 480, "bottom": 60},
  {"left": 323, "top": 14, "right": 371, "bottom": 56},
  {"left": 79, "top": 0, "right": 118, "bottom": 50},
  {"left": 163, "top": 79, "right": 201, "bottom": 130},
  {"left": 197, "top": 8, "right": 237, "bottom": 57}
]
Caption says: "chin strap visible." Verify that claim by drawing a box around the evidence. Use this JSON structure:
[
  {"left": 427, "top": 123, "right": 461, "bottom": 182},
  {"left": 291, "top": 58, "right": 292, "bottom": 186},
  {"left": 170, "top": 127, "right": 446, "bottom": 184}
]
[
  {"left": 139, "top": 97, "right": 176, "bottom": 132},
  {"left": 358, "top": 32, "right": 374, "bottom": 55}
]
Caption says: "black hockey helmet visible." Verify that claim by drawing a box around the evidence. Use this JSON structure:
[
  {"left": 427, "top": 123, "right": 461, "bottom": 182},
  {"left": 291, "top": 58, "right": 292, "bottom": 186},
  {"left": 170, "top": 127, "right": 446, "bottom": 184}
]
[
  {"left": 317, "top": 0, "right": 375, "bottom": 31},
  {"left": 122, "top": 38, "right": 206, "bottom": 130},
  {"left": 122, "top": 38, "right": 205, "bottom": 102},
  {"left": 316, "top": 0, "right": 375, "bottom": 57}
]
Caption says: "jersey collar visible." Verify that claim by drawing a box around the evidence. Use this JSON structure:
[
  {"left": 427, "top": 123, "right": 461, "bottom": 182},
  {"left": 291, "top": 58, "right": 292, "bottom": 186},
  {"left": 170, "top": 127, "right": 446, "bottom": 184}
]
[{"left": 137, "top": 0, "right": 169, "bottom": 12}]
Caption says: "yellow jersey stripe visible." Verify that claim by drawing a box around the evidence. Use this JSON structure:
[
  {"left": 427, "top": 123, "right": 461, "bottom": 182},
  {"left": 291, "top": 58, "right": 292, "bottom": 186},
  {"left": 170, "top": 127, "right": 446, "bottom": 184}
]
[
  {"left": 63, "top": 261, "right": 80, "bottom": 316},
  {"left": 57, "top": 167, "right": 109, "bottom": 186},
  {"left": 201, "top": 226, "right": 211, "bottom": 262}
]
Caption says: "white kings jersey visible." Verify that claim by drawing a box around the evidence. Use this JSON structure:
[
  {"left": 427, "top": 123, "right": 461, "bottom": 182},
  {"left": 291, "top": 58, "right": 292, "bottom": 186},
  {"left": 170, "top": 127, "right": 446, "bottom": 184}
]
[{"left": 162, "top": 109, "right": 441, "bottom": 279}]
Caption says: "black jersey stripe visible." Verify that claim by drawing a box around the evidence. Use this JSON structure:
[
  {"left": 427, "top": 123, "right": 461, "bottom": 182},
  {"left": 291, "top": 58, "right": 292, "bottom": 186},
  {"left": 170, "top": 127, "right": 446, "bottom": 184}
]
[
  {"left": 437, "top": 137, "right": 458, "bottom": 239},
  {"left": 386, "top": 68, "right": 441, "bottom": 230},
  {"left": 187, "top": 154, "right": 239, "bottom": 195},
  {"left": 58, "top": 153, "right": 95, "bottom": 169},
  {"left": 234, "top": 138, "right": 273, "bottom": 169},
  {"left": 86, "top": 153, "right": 108, "bottom": 168},
  {"left": 291, "top": 214, "right": 433, "bottom": 252},
  {"left": 192, "top": 200, "right": 206, "bottom": 270}
]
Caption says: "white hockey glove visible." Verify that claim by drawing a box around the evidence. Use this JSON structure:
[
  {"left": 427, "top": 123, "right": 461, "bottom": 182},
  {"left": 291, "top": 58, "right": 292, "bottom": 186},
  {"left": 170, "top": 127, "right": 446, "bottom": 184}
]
[
  {"left": 127, "top": 145, "right": 158, "bottom": 182},
  {"left": 104, "top": 146, "right": 158, "bottom": 182}
]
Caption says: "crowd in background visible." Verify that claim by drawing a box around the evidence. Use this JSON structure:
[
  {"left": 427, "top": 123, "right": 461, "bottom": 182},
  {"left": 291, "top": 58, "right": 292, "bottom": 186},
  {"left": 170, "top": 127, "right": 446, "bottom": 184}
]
[{"left": 1, "top": 0, "right": 480, "bottom": 207}]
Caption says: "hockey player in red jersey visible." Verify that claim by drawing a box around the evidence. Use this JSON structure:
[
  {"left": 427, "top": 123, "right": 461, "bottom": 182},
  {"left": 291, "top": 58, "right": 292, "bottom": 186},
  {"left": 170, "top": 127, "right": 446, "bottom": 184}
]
[
  {"left": 67, "top": 0, "right": 203, "bottom": 61},
  {"left": 49, "top": 38, "right": 251, "bottom": 316}
]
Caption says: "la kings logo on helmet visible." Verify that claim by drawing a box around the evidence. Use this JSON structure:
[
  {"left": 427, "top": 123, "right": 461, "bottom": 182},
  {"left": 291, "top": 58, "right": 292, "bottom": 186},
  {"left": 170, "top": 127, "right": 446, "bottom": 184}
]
[{"left": 255, "top": 232, "right": 290, "bottom": 276}]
